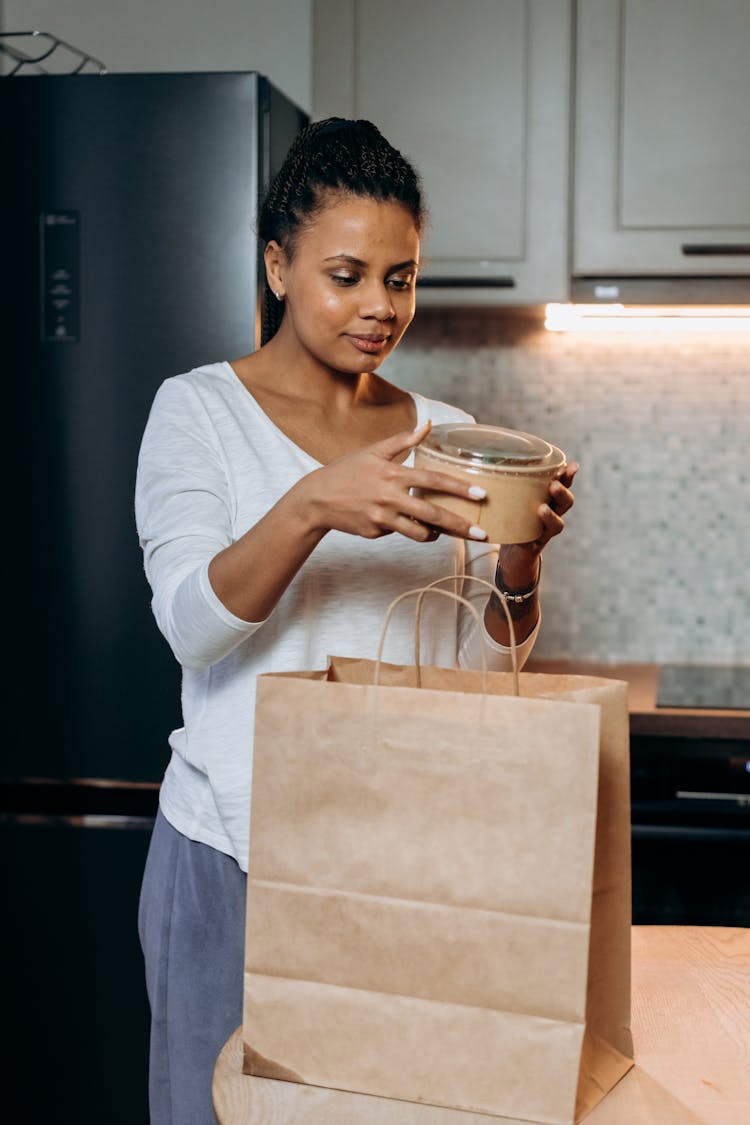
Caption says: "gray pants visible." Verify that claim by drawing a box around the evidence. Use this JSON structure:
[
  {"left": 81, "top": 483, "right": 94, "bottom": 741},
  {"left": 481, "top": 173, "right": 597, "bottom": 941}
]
[{"left": 138, "top": 809, "right": 246, "bottom": 1124}]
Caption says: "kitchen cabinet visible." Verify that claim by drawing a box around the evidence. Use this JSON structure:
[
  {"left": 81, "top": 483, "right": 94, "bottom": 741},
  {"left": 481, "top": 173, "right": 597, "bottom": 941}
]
[
  {"left": 313, "top": 0, "right": 571, "bottom": 305},
  {"left": 628, "top": 731, "right": 749, "bottom": 926},
  {"left": 573, "top": 0, "right": 750, "bottom": 290},
  {"left": 527, "top": 658, "right": 750, "bottom": 926}
]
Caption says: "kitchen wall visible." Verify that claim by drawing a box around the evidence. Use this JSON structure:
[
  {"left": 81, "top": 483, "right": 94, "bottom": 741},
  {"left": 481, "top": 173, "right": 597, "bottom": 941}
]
[
  {"left": 0, "top": 0, "right": 312, "bottom": 110},
  {"left": 381, "top": 309, "right": 750, "bottom": 665}
]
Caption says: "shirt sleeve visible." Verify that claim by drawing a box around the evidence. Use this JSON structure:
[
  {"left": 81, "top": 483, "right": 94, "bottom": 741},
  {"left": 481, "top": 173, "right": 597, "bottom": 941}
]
[
  {"left": 134, "top": 377, "right": 266, "bottom": 669},
  {"left": 456, "top": 540, "right": 538, "bottom": 672}
]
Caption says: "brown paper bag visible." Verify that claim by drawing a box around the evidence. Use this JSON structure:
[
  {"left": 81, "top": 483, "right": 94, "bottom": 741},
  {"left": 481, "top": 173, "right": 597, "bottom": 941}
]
[{"left": 242, "top": 590, "right": 634, "bottom": 1124}]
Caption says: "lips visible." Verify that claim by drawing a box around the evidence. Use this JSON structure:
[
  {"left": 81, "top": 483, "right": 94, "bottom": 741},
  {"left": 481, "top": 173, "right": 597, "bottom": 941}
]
[{"left": 347, "top": 333, "right": 390, "bottom": 354}]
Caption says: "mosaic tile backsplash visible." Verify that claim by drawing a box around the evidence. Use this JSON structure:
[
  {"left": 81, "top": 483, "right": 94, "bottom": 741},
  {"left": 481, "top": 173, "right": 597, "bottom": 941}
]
[{"left": 381, "top": 309, "right": 750, "bottom": 665}]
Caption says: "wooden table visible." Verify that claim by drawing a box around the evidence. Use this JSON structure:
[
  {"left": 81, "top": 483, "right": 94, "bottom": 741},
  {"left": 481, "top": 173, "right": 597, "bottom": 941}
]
[{"left": 213, "top": 926, "right": 750, "bottom": 1125}]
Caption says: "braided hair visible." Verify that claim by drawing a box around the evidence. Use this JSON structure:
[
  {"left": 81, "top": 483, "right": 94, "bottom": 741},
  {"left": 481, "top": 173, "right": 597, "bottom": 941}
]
[{"left": 258, "top": 118, "right": 426, "bottom": 345}]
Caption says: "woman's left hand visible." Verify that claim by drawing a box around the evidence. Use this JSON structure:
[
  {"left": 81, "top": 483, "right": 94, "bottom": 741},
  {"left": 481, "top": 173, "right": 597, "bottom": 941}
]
[
  {"left": 484, "top": 462, "right": 579, "bottom": 645},
  {"left": 495, "top": 462, "right": 579, "bottom": 584},
  {"left": 535, "top": 460, "right": 579, "bottom": 551}
]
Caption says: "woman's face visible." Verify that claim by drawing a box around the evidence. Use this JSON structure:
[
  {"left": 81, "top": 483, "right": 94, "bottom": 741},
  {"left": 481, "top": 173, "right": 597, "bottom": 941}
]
[{"left": 267, "top": 193, "right": 420, "bottom": 375}]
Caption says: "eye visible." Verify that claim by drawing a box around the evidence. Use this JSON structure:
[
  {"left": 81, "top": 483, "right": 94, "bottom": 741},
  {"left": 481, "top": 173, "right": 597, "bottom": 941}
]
[
  {"left": 330, "top": 273, "right": 358, "bottom": 286},
  {"left": 387, "top": 274, "right": 415, "bottom": 291}
]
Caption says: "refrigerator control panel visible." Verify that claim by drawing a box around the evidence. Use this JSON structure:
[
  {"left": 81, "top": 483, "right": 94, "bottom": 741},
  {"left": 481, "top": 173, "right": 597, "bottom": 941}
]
[{"left": 40, "top": 210, "right": 80, "bottom": 343}]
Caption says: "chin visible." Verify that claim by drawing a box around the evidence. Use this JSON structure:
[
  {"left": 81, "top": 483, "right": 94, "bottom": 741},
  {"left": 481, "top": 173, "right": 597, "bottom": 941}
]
[{"left": 332, "top": 352, "right": 383, "bottom": 375}]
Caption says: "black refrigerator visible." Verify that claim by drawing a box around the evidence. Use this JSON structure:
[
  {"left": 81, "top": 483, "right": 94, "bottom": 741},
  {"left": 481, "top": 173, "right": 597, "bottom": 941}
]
[{"left": 1, "top": 71, "right": 307, "bottom": 1122}]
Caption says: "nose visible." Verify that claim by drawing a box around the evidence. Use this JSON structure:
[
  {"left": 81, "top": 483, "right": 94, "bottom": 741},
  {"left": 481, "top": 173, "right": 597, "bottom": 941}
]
[{"left": 358, "top": 279, "right": 395, "bottom": 321}]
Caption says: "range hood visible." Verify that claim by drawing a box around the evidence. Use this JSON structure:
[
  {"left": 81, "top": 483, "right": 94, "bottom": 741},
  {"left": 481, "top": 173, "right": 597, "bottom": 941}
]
[{"left": 571, "top": 272, "right": 750, "bottom": 306}]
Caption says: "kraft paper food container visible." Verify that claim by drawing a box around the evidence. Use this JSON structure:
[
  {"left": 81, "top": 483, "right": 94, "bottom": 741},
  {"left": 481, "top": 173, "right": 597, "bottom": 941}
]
[{"left": 413, "top": 423, "right": 566, "bottom": 544}]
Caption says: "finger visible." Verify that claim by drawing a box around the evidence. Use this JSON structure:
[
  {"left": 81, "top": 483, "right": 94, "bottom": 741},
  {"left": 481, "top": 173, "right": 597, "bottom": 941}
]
[
  {"left": 391, "top": 514, "right": 446, "bottom": 543},
  {"left": 548, "top": 479, "right": 575, "bottom": 515},
  {"left": 397, "top": 519, "right": 481, "bottom": 545},
  {"left": 408, "top": 468, "right": 488, "bottom": 502},
  {"left": 402, "top": 495, "right": 489, "bottom": 541},
  {"left": 374, "top": 420, "right": 433, "bottom": 461},
  {"left": 555, "top": 461, "right": 579, "bottom": 489},
  {"left": 537, "top": 502, "right": 565, "bottom": 542}
]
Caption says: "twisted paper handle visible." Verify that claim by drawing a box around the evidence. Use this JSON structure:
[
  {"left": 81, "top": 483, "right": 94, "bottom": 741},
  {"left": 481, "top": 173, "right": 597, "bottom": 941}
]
[{"left": 375, "top": 575, "right": 520, "bottom": 697}]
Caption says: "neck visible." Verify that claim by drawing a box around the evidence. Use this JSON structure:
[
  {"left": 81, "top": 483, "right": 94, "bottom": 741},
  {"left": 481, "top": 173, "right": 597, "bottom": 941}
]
[{"left": 258, "top": 331, "right": 381, "bottom": 408}]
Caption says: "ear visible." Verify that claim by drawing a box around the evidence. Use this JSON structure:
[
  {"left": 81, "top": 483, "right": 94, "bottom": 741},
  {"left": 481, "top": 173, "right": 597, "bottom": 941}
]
[{"left": 264, "top": 240, "right": 287, "bottom": 299}]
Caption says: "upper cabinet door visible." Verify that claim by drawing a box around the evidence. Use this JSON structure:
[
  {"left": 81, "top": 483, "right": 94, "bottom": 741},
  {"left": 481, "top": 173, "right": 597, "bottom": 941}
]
[
  {"left": 574, "top": 0, "right": 750, "bottom": 278},
  {"left": 313, "top": 0, "right": 572, "bottom": 305}
]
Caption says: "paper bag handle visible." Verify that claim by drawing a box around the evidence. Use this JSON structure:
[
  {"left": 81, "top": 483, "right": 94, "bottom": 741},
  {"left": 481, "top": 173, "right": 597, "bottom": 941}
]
[
  {"left": 416, "top": 575, "right": 519, "bottom": 695},
  {"left": 375, "top": 576, "right": 520, "bottom": 697}
]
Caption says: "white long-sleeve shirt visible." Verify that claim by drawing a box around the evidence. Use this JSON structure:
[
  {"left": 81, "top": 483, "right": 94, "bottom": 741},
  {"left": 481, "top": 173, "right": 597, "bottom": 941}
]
[{"left": 135, "top": 361, "right": 537, "bottom": 870}]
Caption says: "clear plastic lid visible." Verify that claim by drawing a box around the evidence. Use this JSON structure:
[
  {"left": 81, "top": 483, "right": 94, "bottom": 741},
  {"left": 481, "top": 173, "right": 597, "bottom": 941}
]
[{"left": 421, "top": 423, "right": 564, "bottom": 469}]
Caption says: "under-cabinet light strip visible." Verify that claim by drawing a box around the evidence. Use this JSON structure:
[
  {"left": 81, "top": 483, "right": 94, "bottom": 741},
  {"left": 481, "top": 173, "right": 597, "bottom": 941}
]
[{"left": 545, "top": 303, "right": 750, "bottom": 332}]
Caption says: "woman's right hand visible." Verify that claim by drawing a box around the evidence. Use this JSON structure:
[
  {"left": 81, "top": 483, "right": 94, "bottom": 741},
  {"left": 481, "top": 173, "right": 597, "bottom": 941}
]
[
  {"left": 208, "top": 422, "right": 487, "bottom": 624},
  {"left": 294, "top": 421, "right": 489, "bottom": 543}
]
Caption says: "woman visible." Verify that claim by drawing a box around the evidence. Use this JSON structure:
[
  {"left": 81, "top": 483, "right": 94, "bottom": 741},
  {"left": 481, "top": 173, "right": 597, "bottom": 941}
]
[{"left": 135, "top": 117, "right": 577, "bottom": 1123}]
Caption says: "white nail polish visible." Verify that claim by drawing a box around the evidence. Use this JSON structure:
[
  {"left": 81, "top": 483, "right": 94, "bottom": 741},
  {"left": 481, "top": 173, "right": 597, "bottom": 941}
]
[
  {"left": 468, "top": 525, "right": 488, "bottom": 541},
  {"left": 467, "top": 485, "right": 487, "bottom": 500}
]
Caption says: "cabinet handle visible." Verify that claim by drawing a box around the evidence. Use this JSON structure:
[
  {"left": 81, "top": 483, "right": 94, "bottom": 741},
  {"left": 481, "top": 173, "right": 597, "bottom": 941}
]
[
  {"left": 681, "top": 243, "right": 750, "bottom": 256},
  {"left": 4, "top": 813, "right": 156, "bottom": 829},
  {"left": 632, "top": 824, "right": 750, "bottom": 843},
  {"left": 416, "top": 276, "right": 516, "bottom": 288}
]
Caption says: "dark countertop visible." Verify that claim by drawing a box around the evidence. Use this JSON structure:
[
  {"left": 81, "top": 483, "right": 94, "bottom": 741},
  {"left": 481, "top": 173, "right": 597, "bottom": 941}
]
[{"left": 524, "top": 660, "right": 750, "bottom": 740}]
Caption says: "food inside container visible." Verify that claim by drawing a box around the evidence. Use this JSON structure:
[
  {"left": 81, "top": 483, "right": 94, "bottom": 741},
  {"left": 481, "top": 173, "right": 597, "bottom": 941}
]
[{"left": 413, "top": 423, "right": 566, "bottom": 544}]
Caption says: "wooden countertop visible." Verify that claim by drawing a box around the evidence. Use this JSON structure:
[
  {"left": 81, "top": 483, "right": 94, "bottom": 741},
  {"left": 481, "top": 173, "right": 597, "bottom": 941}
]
[
  {"left": 524, "top": 659, "right": 750, "bottom": 739},
  {"left": 213, "top": 926, "right": 750, "bottom": 1125}
]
